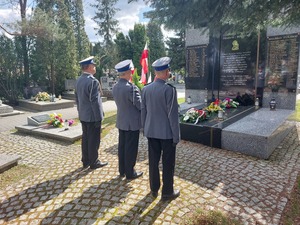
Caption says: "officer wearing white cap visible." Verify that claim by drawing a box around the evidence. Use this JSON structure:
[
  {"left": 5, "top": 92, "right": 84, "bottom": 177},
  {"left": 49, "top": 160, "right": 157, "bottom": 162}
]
[
  {"left": 75, "top": 56, "right": 108, "bottom": 169},
  {"left": 141, "top": 56, "right": 180, "bottom": 200},
  {"left": 112, "top": 59, "right": 143, "bottom": 180}
]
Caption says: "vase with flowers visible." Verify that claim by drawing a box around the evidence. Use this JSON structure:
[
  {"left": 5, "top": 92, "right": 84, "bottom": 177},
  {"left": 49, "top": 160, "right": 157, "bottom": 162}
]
[{"left": 267, "top": 73, "right": 282, "bottom": 92}]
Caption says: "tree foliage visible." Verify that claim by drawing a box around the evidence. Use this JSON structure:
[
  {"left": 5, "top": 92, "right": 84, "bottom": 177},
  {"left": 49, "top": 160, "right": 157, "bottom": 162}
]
[
  {"left": 128, "top": 24, "right": 147, "bottom": 75},
  {"left": 114, "top": 32, "right": 133, "bottom": 61},
  {"left": 0, "top": 35, "right": 23, "bottom": 103},
  {"left": 32, "top": 0, "right": 78, "bottom": 95},
  {"left": 92, "top": 0, "right": 119, "bottom": 46},
  {"left": 65, "top": 0, "right": 90, "bottom": 61},
  {"left": 130, "top": 0, "right": 300, "bottom": 35},
  {"left": 146, "top": 21, "right": 165, "bottom": 79},
  {"left": 165, "top": 30, "right": 185, "bottom": 75}
]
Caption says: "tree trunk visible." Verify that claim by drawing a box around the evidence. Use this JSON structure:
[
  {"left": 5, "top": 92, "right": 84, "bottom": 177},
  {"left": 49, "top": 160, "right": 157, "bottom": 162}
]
[{"left": 20, "top": 0, "right": 29, "bottom": 87}]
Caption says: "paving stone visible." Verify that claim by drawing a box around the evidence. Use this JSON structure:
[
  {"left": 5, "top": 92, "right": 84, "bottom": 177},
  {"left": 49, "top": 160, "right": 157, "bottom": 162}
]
[{"left": 0, "top": 120, "right": 300, "bottom": 224}]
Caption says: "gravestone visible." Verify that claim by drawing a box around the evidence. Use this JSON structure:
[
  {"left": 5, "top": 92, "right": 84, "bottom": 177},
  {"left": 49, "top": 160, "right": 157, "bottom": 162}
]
[
  {"left": 0, "top": 104, "right": 13, "bottom": 114},
  {"left": 63, "top": 79, "right": 76, "bottom": 100},
  {"left": 65, "top": 79, "right": 76, "bottom": 91},
  {"left": 262, "top": 30, "right": 299, "bottom": 109},
  {"left": 27, "top": 114, "right": 51, "bottom": 126},
  {"left": 219, "top": 34, "right": 257, "bottom": 99},
  {"left": 185, "top": 28, "right": 210, "bottom": 103},
  {"left": 101, "top": 76, "right": 116, "bottom": 91},
  {"left": 101, "top": 76, "right": 115, "bottom": 99},
  {"left": 181, "top": 26, "right": 300, "bottom": 159}
]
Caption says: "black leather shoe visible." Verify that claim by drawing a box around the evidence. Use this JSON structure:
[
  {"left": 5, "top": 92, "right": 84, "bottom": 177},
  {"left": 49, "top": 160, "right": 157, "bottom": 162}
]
[
  {"left": 119, "top": 174, "right": 125, "bottom": 178},
  {"left": 162, "top": 190, "right": 180, "bottom": 201},
  {"left": 126, "top": 171, "right": 143, "bottom": 180},
  {"left": 90, "top": 161, "right": 108, "bottom": 169},
  {"left": 151, "top": 191, "right": 158, "bottom": 198},
  {"left": 82, "top": 164, "right": 89, "bottom": 169}
]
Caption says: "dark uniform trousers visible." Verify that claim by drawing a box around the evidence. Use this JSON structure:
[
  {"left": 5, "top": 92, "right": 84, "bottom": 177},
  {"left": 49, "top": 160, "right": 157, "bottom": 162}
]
[
  {"left": 118, "top": 129, "right": 139, "bottom": 178},
  {"left": 148, "top": 138, "right": 176, "bottom": 195},
  {"left": 81, "top": 121, "right": 101, "bottom": 166}
]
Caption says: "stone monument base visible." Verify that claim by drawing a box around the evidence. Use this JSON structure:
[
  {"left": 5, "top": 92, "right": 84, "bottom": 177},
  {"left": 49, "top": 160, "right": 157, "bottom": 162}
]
[
  {"left": 180, "top": 105, "right": 256, "bottom": 148},
  {"left": 0, "top": 154, "right": 21, "bottom": 173},
  {"left": 0, "top": 104, "right": 23, "bottom": 117},
  {"left": 19, "top": 99, "right": 75, "bottom": 112},
  {"left": 15, "top": 124, "right": 82, "bottom": 143},
  {"left": 0, "top": 104, "right": 13, "bottom": 114},
  {"left": 180, "top": 106, "right": 294, "bottom": 159},
  {"left": 222, "top": 108, "right": 294, "bottom": 159}
]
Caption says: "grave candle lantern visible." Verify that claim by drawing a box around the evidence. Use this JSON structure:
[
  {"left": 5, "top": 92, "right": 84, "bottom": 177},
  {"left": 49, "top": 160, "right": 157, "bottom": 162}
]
[
  {"left": 187, "top": 96, "right": 191, "bottom": 104},
  {"left": 269, "top": 98, "right": 277, "bottom": 110}
]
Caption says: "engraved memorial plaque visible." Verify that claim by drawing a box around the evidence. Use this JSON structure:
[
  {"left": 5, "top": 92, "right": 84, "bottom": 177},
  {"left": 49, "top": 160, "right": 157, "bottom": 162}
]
[
  {"left": 266, "top": 34, "right": 299, "bottom": 92},
  {"left": 28, "top": 114, "right": 51, "bottom": 126},
  {"left": 186, "top": 45, "right": 207, "bottom": 77},
  {"left": 220, "top": 35, "right": 257, "bottom": 96}
]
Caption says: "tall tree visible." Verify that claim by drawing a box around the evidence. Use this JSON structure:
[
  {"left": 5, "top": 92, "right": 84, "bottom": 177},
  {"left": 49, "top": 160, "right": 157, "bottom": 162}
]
[
  {"left": 165, "top": 30, "right": 185, "bottom": 74},
  {"left": 128, "top": 24, "right": 147, "bottom": 75},
  {"left": 92, "top": 0, "right": 119, "bottom": 46},
  {"left": 0, "top": 35, "right": 22, "bottom": 104},
  {"left": 32, "top": 0, "right": 78, "bottom": 95},
  {"left": 0, "top": 0, "right": 31, "bottom": 88},
  {"left": 114, "top": 32, "right": 133, "bottom": 61},
  {"left": 146, "top": 21, "right": 165, "bottom": 74},
  {"left": 65, "top": 0, "right": 90, "bottom": 61}
]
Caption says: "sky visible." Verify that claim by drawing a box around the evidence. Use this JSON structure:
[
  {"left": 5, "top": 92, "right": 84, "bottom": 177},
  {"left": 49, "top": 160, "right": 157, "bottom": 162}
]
[{"left": 0, "top": 0, "right": 175, "bottom": 42}]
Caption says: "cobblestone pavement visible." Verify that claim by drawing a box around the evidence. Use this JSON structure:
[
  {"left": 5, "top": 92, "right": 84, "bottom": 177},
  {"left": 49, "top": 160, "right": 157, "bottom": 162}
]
[{"left": 0, "top": 106, "right": 300, "bottom": 224}]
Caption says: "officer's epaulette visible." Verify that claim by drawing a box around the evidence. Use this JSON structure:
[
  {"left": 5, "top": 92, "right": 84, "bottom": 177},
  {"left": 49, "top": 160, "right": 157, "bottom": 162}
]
[{"left": 166, "top": 83, "right": 176, "bottom": 89}]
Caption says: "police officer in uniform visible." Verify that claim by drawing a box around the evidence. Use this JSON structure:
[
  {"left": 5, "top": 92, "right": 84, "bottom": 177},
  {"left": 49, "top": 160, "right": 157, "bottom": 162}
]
[
  {"left": 112, "top": 59, "right": 143, "bottom": 180},
  {"left": 141, "top": 57, "right": 180, "bottom": 200},
  {"left": 75, "top": 56, "right": 108, "bottom": 169}
]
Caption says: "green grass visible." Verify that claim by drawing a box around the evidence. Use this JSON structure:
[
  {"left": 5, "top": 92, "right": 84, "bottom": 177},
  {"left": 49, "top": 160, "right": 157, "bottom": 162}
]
[
  {"left": 178, "top": 97, "right": 185, "bottom": 104},
  {"left": 288, "top": 100, "right": 300, "bottom": 121},
  {"left": 0, "top": 165, "right": 37, "bottom": 189},
  {"left": 73, "top": 110, "right": 117, "bottom": 146},
  {"left": 280, "top": 174, "right": 300, "bottom": 225},
  {"left": 180, "top": 209, "right": 242, "bottom": 225},
  {"left": 101, "top": 111, "right": 117, "bottom": 137}
]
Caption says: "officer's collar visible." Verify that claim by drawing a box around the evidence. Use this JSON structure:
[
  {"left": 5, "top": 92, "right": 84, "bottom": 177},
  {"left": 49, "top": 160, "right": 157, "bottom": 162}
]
[
  {"left": 155, "top": 78, "right": 166, "bottom": 84},
  {"left": 83, "top": 72, "right": 93, "bottom": 76}
]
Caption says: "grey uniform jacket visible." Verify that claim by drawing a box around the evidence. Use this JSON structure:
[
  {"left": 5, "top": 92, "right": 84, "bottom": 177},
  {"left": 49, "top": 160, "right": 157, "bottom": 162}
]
[
  {"left": 141, "top": 78, "right": 180, "bottom": 144},
  {"left": 112, "top": 78, "right": 141, "bottom": 131},
  {"left": 75, "top": 73, "right": 104, "bottom": 122}
]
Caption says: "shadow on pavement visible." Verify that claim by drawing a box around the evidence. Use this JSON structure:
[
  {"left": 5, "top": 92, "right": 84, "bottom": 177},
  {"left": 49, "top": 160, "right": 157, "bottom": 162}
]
[
  {"left": 105, "top": 192, "right": 169, "bottom": 224},
  {"left": 0, "top": 167, "right": 91, "bottom": 222},
  {"left": 40, "top": 177, "right": 131, "bottom": 225}
]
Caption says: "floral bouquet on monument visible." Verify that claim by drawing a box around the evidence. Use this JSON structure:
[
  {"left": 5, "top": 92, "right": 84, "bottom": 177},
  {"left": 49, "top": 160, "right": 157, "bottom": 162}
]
[
  {"left": 203, "top": 99, "right": 224, "bottom": 113},
  {"left": 181, "top": 108, "right": 207, "bottom": 124},
  {"left": 47, "top": 113, "right": 64, "bottom": 128},
  {"left": 34, "top": 92, "right": 50, "bottom": 101}
]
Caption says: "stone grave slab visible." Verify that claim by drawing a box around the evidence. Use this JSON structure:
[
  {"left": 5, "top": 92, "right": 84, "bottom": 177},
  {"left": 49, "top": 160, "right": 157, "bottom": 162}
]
[
  {"left": 0, "top": 103, "right": 23, "bottom": 117},
  {"left": 222, "top": 108, "right": 294, "bottom": 159},
  {"left": 15, "top": 123, "right": 82, "bottom": 143},
  {"left": 27, "top": 114, "right": 51, "bottom": 126},
  {"left": 0, "top": 154, "right": 21, "bottom": 173},
  {"left": 19, "top": 99, "right": 75, "bottom": 111},
  {"left": 0, "top": 104, "right": 13, "bottom": 114},
  {"left": 180, "top": 105, "right": 256, "bottom": 148}
]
